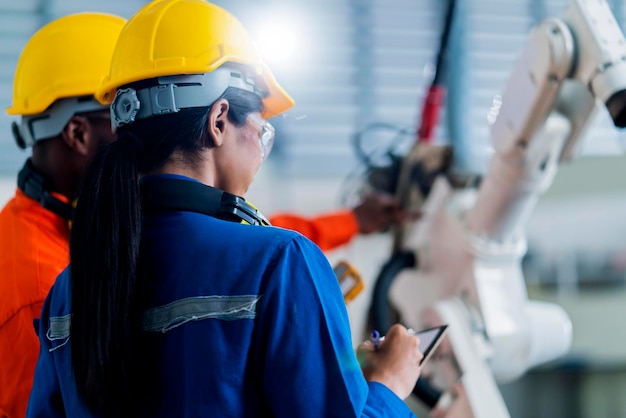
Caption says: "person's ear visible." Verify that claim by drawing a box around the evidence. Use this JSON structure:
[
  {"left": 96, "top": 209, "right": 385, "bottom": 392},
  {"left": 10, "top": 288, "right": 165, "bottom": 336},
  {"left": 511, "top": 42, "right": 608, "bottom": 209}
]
[
  {"left": 207, "top": 99, "right": 230, "bottom": 147},
  {"left": 61, "top": 115, "right": 91, "bottom": 156}
]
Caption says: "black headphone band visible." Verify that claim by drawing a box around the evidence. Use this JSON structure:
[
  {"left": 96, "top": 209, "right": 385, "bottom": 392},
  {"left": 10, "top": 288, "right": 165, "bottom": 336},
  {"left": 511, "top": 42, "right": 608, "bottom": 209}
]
[
  {"left": 140, "top": 178, "right": 270, "bottom": 226},
  {"left": 17, "top": 159, "right": 73, "bottom": 220}
]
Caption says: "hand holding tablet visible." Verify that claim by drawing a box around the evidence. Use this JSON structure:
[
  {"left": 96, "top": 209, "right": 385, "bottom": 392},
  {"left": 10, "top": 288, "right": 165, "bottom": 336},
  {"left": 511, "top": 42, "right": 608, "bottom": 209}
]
[{"left": 370, "top": 325, "right": 448, "bottom": 366}]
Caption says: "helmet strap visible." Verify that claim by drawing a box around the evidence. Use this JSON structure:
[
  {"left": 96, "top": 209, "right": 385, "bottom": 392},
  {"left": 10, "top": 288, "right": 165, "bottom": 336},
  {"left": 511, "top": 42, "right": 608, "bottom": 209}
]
[
  {"left": 13, "top": 97, "right": 105, "bottom": 149},
  {"left": 111, "top": 63, "right": 268, "bottom": 132}
]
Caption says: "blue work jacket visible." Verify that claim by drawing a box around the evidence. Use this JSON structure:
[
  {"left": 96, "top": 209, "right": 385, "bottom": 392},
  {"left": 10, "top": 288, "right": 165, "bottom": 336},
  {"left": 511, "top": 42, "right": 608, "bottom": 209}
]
[{"left": 27, "top": 175, "right": 416, "bottom": 417}]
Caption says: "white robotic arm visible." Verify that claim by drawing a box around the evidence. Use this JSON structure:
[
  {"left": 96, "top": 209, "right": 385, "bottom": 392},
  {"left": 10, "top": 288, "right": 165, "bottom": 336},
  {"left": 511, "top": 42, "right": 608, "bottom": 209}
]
[
  {"left": 464, "top": 0, "right": 626, "bottom": 379},
  {"left": 470, "top": 0, "right": 626, "bottom": 243},
  {"left": 386, "top": 1, "right": 626, "bottom": 416}
]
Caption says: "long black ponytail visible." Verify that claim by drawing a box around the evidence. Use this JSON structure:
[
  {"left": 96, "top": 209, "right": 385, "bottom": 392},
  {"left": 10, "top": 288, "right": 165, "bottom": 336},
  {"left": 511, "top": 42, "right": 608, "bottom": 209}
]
[{"left": 70, "top": 132, "right": 143, "bottom": 415}]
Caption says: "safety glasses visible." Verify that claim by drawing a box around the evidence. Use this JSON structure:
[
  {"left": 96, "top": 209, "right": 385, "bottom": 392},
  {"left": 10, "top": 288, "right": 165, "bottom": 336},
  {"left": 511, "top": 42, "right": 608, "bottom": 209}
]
[{"left": 248, "top": 114, "right": 275, "bottom": 161}]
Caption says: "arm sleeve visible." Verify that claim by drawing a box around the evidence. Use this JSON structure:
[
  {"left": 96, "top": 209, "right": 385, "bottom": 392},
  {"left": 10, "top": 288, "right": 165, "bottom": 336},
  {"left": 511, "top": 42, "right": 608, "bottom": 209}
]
[
  {"left": 256, "top": 235, "right": 416, "bottom": 418},
  {"left": 269, "top": 210, "right": 359, "bottom": 252},
  {"left": 26, "top": 285, "right": 65, "bottom": 418}
]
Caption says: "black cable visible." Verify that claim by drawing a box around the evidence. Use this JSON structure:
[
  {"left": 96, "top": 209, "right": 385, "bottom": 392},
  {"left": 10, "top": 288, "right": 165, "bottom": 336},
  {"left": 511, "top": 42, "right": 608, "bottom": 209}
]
[
  {"left": 369, "top": 251, "right": 416, "bottom": 333},
  {"left": 414, "top": 379, "right": 444, "bottom": 409},
  {"left": 368, "top": 250, "right": 444, "bottom": 409},
  {"left": 431, "top": 0, "right": 457, "bottom": 86},
  {"left": 351, "top": 122, "right": 414, "bottom": 169}
]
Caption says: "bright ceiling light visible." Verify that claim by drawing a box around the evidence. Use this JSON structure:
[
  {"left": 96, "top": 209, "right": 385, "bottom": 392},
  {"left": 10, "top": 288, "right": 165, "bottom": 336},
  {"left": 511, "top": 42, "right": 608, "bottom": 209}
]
[{"left": 255, "top": 24, "right": 300, "bottom": 67}]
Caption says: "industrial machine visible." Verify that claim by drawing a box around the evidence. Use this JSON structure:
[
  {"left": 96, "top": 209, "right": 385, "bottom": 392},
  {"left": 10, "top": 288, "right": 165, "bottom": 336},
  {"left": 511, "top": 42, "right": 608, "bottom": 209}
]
[{"left": 365, "top": 0, "right": 626, "bottom": 416}]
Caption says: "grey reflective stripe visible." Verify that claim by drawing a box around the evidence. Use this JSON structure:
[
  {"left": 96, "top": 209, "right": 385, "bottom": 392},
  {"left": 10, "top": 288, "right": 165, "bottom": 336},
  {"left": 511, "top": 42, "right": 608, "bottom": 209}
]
[
  {"left": 46, "top": 314, "right": 72, "bottom": 352},
  {"left": 48, "top": 314, "right": 71, "bottom": 339},
  {"left": 45, "top": 295, "right": 260, "bottom": 339},
  {"left": 142, "top": 295, "right": 262, "bottom": 333}
]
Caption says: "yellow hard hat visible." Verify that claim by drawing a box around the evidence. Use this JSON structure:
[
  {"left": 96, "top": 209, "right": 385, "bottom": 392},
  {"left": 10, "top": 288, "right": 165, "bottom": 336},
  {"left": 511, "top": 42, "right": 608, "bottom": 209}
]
[
  {"left": 97, "top": 0, "right": 294, "bottom": 120},
  {"left": 7, "top": 12, "right": 126, "bottom": 116}
]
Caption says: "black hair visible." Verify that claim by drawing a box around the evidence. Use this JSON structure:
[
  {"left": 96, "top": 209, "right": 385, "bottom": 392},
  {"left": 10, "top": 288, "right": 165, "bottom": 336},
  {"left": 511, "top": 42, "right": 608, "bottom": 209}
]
[{"left": 69, "top": 86, "right": 263, "bottom": 416}]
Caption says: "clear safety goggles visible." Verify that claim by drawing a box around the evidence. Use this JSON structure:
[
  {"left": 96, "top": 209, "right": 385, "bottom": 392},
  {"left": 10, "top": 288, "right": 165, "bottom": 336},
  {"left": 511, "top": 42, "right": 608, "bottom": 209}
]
[{"left": 248, "top": 114, "right": 275, "bottom": 161}]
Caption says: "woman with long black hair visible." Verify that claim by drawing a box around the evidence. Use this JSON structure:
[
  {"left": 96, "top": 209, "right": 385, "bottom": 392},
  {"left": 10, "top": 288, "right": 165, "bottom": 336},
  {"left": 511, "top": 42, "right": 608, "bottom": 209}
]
[{"left": 27, "top": 1, "right": 423, "bottom": 417}]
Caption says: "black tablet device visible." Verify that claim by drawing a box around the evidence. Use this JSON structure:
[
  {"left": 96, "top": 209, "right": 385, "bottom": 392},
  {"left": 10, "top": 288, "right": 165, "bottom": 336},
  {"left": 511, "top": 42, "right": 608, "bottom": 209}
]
[{"left": 411, "top": 324, "right": 449, "bottom": 366}]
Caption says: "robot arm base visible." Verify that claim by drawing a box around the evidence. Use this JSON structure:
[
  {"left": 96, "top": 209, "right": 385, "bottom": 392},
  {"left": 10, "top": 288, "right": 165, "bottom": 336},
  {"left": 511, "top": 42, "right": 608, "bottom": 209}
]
[{"left": 422, "top": 298, "right": 511, "bottom": 418}]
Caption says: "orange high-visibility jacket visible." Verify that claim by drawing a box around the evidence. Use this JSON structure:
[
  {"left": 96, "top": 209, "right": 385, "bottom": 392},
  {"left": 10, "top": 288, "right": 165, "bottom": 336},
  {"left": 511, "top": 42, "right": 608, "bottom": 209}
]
[
  {"left": 0, "top": 189, "right": 69, "bottom": 418},
  {"left": 270, "top": 209, "right": 359, "bottom": 252}
]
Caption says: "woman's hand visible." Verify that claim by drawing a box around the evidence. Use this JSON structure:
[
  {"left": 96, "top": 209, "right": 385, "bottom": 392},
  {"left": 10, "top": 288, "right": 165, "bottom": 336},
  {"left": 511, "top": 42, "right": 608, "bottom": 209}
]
[{"left": 357, "top": 324, "right": 424, "bottom": 400}]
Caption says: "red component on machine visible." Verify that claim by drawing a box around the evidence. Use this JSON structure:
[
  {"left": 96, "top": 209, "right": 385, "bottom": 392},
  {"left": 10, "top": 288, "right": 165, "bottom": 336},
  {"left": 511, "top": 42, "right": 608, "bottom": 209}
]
[{"left": 417, "top": 85, "right": 447, "bottom": 143}]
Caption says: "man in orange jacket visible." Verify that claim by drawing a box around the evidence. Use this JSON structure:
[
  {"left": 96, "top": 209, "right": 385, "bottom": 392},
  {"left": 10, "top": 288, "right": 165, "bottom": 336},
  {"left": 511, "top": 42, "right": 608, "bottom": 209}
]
[{"left": 0, "top": 13, "right": 126, "bottom": 418}]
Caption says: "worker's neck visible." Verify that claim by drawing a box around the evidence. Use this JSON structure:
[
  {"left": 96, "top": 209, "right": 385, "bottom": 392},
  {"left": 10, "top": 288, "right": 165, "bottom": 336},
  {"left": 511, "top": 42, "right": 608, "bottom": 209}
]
[{"left": 31, "top": 144, "right": 76, "bottom": 201}]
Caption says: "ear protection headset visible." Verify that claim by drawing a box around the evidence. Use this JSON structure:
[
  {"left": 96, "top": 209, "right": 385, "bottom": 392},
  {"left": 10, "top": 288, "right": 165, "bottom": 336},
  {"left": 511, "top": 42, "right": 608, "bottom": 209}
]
[
  {"left": 141, "top": 177, "right": 270, "bottom": 226},
  {"left": 17, "top": 159, "right": 73, "bottom": 220}
]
